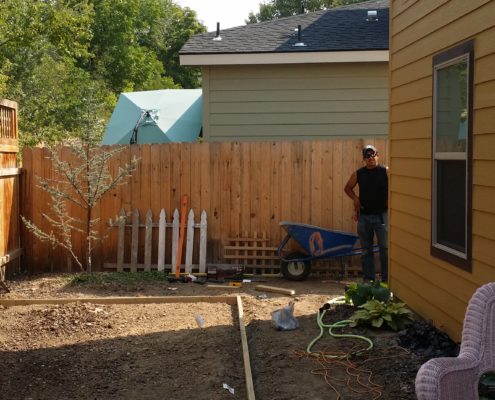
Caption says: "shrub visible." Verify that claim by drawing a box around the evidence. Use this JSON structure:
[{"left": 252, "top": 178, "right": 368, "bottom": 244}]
[
  {"left": 344, "top": 281, "right": 391, "bottom": 306},
  {"left": 349, "top": 299, "right": 413, "bottom": 331}
]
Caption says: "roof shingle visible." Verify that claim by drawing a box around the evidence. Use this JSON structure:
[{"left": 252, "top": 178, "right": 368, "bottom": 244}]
[{"left": 180, "top": 0, "right": 389, "bottom": 55}]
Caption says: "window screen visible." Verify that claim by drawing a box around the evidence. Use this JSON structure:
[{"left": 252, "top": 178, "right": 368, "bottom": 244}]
[{"left": 432, "top": 40, "right": 473, "bottom": 269}]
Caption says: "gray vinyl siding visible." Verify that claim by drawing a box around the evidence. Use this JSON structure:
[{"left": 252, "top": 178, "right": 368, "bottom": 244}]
[{"left": 201, "top": 62, "right": 388, "bottom": 141}]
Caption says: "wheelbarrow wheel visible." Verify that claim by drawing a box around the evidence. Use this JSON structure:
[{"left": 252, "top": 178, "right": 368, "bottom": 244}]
[{"left": 280, "top": 252, "right": 311, "bottom": 281}]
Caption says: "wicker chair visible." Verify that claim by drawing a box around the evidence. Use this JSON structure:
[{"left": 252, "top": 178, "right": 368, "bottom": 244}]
[{"left": 415, "top": 282, "right": 495, "bottom": 400}]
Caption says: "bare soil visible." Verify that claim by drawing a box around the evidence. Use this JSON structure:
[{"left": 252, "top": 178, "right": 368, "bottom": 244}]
[{"left": 0, "top": 273, "right": 438, "bottom": 399}]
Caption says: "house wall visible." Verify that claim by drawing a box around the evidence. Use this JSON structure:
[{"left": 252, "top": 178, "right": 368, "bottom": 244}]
[
  {"left": 389, "top": 0, "right": 495, "bottom": 341},
  {"left": 201, "top": 62, "right": 388, "bottom": 141}
]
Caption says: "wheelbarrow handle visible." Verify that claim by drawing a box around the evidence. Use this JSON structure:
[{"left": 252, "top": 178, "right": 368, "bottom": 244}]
[{"left": 277, "top": 233, "right": 291, "bottom": 257}]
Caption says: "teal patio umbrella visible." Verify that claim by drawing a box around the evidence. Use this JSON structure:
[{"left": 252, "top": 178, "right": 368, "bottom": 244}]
[{"left": 102, "top": 89, "right": 202, "bottom": 144}]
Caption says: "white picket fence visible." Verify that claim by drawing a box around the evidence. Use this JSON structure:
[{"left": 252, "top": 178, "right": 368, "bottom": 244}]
[{"left": 104, "top": 208, "right": 207, "bottom": 273}]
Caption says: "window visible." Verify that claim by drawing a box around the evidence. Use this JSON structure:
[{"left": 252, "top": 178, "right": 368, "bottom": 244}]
[{"left": 431, "top": 40, "right": 473, "bottom": 270}]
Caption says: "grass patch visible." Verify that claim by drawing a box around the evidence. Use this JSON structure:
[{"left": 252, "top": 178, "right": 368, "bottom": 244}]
[{"left": 68, "top": 271, "right": 166, "bottom": 285}]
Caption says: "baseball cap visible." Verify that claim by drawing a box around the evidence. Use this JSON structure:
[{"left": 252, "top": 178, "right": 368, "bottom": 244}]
[{"left": 362, "top": 145, "right": 377, "bottom": 157}]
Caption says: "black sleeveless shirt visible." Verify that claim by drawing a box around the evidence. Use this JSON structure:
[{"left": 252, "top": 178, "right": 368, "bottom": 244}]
[{"left": 357, "top": 165, "right": 388, "bottom": 215}]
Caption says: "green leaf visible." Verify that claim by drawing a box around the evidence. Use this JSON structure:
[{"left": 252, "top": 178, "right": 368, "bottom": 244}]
[
  {"left": 387, "top": 320, "right": 398, "bottom": 331},
  {"left": 371, "top": 317, "right": 384, "bottom": 328},
  {"left": 351, "top": 293, "right": 367, "bottom": 307},
  {"left": 356, "top": 284, "right": 372, "bottom": 298},
  {"left": 371, "top": 286, "right": 391, "bottom": 303}
]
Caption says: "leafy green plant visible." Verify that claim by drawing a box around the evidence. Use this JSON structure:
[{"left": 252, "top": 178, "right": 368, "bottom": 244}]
[
  {"left": 349, "top": 300, "right": 413, "bottom": 331},
  {"left": 345, "top": 281, "right": 391, "bottom": 306}
]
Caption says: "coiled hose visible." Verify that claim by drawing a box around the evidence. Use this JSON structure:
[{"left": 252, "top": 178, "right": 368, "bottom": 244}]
[{"left": 306, "top": 296, "right": 373, "bottom": 359}]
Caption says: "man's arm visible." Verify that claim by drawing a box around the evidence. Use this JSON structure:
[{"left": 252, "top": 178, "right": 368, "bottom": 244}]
[{"left": 344, "top": 172, "right": 361, "bottom": 219}]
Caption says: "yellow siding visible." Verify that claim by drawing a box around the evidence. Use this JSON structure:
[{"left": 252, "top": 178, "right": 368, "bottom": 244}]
[
  {"left": 390, "top": 0, "right": 495, "bottom": 341},
  {"left": 202, "top": 63, "right": 388, "bottom": 141}
]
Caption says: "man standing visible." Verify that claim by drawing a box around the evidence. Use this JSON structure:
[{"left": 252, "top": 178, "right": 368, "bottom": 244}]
[{"left": 344, "top": 145, "right": 388, "bottom": 283}]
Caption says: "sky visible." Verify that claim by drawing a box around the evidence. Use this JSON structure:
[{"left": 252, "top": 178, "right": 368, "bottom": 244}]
[{"left": 175, "top": 0, "right": 264, "bottom": 32}]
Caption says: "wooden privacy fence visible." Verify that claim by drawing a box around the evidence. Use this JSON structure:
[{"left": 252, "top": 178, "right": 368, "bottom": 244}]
[
  {"left": 21, "top": 138, "right": 388, "bottom": 272},
  {"left": 0, "top": 99, "right": 22, "bottom": 287},
  {"left": 104, "top": 208, "right": 207, "bottom": 273}
]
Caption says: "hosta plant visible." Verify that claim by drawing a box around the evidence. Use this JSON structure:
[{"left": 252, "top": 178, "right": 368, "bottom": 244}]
[
  {"left": 349, "top": 299, "right": 413, "bottom": 331},
  {"left": 344, "top": 281, "right": 391, "bottom": 306}
]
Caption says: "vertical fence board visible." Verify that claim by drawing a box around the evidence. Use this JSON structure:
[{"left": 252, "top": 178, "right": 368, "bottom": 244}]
[
  {"left": 240, "top": 143, "right": 251, "bottom": 239},
  {"left": 117, "top": 208, "right": 126, "bottom": 272},
  {"left": 199, "top": 210, "right": 207, "bottom": 273},
  {"left": 230, "top": 142, "right": 241, "bottom": 238},
  {"left": 280, "top": 142, "right": 291, "bottom": 222},
  {"left": 157, "top": 209, "right": 166, "bottom": 271},
  {"left": 260, "top": 142, "right": 271, "bottom": 239},
  {"left": 220, "top": 143, "right": 232, "bottom": 241},
  {"left": 144, "top": 209, "right": 153, "bottom": 271},
  {"left": 171, "top": 209, "right": 179, "bottom": 273},
  {"left": 209, "top": 144, "right": 221, "bottom": 261},
  {"left": 170, "top": 143, "right": 182, "bottom": 215},
  {"left": 185, "top": 209, "right": 195, "bottom": 274},
  {"left": 130, "top": 209, "right": 139, "bottom": 272},
  {"left": 269, "top": 142, "right": 281, "bottom": 244},
  {"left": 332, "top": 140, "right": 344, "bottom": 230},
  {"left": 291, "top": 141, "right": 303, "bottom": 224},
  {"left": 159, "top": 144, "right": 171, "bottom": 221}
]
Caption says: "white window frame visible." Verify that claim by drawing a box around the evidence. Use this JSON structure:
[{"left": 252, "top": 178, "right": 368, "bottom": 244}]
[{"left": 431, "top": 40, "right": 473, "bottom": 270}]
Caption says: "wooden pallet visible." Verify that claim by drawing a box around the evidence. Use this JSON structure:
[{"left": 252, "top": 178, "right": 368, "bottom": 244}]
[{"left": 223, "top": 232, "right": 280, "bottom": 275}]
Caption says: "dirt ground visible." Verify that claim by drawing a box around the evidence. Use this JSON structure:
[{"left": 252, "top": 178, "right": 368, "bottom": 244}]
[{"left": 0, "top": 273, "right": 435, "bottom": 399}]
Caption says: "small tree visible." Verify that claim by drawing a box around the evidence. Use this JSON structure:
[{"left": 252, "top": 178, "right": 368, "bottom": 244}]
[{"left": 22, "top": 96, "right": 139, "bottom": 272}]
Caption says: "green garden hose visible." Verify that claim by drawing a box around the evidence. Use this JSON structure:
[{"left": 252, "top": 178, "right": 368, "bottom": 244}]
[{"left": 306, "top": 296, "right": 373, "bottom": 359}]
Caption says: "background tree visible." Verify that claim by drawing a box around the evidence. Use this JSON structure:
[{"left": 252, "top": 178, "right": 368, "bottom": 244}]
[
  {"left": 0, "top": 0, "right": 206, "bottom": 146},
  {"left": 247, "top": 0, "right": 368, "bottom": 23},
  {"left": 21, "top": 87, "right": 139, "bottom": 272}
]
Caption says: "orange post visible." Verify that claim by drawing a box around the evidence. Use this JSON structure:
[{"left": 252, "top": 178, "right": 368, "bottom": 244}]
[{"left": 175, "top": 194, "right": 189, "bottom": 278}]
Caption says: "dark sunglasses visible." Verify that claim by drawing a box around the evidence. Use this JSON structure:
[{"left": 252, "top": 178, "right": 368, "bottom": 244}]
[{"left": 364, "top": 153, "right": 377, "bottom": 159}]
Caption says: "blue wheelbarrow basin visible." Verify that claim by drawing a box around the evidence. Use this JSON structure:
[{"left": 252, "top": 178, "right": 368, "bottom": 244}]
[{"left": 280, "top": 221, "right": 359, "bottom": 258}]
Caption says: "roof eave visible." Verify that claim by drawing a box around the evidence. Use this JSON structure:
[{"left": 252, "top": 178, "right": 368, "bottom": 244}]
[{"left": 180, "top": 50, "right": 389, "bottom": 66}]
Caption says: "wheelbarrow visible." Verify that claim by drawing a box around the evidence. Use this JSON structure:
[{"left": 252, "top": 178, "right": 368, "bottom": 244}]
[{"left": 277, "top": 221, "right": 377, "bottom": 281}]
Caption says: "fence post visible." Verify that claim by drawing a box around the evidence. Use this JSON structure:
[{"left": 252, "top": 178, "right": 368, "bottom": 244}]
[
  {"left": 199, "top": 210, "right": 207, "bottom": 273},
  {"left": 144, "top": 209, "right": 153, "bottom": 271},
  {"left": 130, "top": 209, "right": 139, "bottom": 272},
  {"left": 157, "top": 209, "right": 166, "bottom": 271},
  {"left": 185, "top": 209, "right": 195, "bottom": 274},
  {"left": 171, "top": 209, "right": 179, "bottom": 273}
]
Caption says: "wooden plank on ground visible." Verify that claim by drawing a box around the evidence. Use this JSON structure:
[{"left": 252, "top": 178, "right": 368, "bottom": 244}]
[
  {"left": 255, "top": 285, "right": 295, "bottom": 296},
  {"left": 0, "top": 295, "right": 238, "bottom": 306},
  {"left": 236, "top": 296, "right": 256, "bottom": 400}
]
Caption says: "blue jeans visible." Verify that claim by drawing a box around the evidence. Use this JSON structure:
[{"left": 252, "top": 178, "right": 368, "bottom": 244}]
[{"left": 357, "top": 211, "right": 388, "bottom": 282}]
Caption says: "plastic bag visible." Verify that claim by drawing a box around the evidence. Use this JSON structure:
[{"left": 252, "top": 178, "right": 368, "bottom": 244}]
[{"left": 271, "top": 301, "right": 299, "bottom": 331}]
